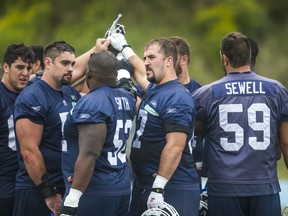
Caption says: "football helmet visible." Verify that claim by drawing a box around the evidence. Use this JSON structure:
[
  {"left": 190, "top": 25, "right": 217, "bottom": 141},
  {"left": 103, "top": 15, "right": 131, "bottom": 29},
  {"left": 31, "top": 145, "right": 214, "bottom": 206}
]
[
  {"left": 141, "top": 202, "right": 179, "bottom": 216},
  {"left": 282, "top": 205, "right": 288, "bottom": 216}
]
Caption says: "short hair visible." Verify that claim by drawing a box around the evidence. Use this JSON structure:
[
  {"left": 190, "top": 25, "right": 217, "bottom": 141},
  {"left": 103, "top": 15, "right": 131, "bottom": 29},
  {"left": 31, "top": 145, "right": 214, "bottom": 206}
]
[
  {"left": 220, "top": 32, "right": 251, "bottom": 68},
  {"left": 31, "top": 45, "right": 44, "bottom": 69},
  {"left": 145, "top": 37, "right": 178, "bottom": 69},
  {"left": 88, "top": 51, "right": 118, "bottom": 83},
  {"left": 44, "top": 41, "right": 75, "bottom": 62},
  {"left": 2, "top": 44, "right": 35, "bottom": 67},
  {"left": 169, "top": 36, "right": 191, "bottom": 64}
]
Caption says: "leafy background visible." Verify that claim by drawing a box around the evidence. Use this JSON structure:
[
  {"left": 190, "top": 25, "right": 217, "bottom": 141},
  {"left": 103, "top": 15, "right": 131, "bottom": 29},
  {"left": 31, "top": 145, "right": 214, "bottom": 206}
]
[{"left": 0, "top": 0, "right": 287, "bottom": 206}]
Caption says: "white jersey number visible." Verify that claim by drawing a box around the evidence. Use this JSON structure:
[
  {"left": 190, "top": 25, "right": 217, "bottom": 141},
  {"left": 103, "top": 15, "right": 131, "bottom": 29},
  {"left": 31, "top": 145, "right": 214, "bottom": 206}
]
[
  {"left": 108, "top": 119, "right": 132, "bottom": 166},
  {"left": 132, "top": 109, "right": 148, "bottom": 149},
  {"left": 219, "top": 103, "right": 270, "bottom": 151}
]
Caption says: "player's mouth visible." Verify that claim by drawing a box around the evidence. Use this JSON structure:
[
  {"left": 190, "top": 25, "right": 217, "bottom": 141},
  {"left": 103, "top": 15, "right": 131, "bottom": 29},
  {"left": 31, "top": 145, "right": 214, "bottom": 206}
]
[{"left": 19, "top": 78, "right": 28, "bottom": 85}]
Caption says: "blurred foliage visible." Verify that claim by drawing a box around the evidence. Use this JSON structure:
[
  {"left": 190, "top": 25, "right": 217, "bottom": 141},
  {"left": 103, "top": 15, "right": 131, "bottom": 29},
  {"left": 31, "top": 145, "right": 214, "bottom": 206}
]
[{"left": 0, "top": 0, "right": 288, "bottom": 87}]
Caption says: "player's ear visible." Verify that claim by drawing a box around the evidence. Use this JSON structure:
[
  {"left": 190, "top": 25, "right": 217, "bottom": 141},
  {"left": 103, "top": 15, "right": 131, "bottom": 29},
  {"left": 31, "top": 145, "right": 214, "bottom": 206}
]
[
  {"left": 86, "top": 68, "right": 92, "bottom": 79},
  {"left": 44, "top": 57, "right": 52, "bottom": 68}
]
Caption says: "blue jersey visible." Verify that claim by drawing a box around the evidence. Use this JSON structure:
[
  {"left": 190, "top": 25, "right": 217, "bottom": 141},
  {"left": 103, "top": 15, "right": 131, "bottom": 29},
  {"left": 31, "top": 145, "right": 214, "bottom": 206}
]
[
  {"left": 192, "top": 72, "right": 288, "bottom": 196},
  {"left": 0, "top": 81, "right": 19, "bottom": 198},
  {"left": 130, "top": 79, "right": 199, "bottom": 190},
  {"left": 62, "top": 86, "right": 136, "bottom": 196},
  {"left": 14, "top": 80, "right": 80, "bottom": 189},
  {"left": 183, "top": 79, "right": 201, "bottom": 93}
]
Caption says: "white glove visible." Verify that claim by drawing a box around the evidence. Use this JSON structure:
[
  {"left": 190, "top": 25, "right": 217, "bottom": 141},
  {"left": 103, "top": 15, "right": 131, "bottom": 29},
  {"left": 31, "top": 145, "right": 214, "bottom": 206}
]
[
  {"left": 108, "top": 33, "right": 128, "bottom": 52},
  {"left": 108, "top": 33, "right": 136, "bottom": 59},
  {"left": 104, "top": 24, "right": 126, "bottom": 38},
  {"left": 147, "top": 190, "right": 165, "bottom": 209}
]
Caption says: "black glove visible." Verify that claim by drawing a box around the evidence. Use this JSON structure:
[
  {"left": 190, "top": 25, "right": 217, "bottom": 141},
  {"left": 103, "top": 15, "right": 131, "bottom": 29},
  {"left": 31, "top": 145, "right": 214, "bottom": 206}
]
[{"left": 60, "top": 206, "right": 78, "bottom": 216}]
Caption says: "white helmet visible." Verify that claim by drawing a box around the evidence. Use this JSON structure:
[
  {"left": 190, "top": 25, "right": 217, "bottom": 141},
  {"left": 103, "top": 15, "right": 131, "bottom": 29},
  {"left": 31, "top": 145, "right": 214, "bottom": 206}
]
[
  {"left": 282, "top": 205, "right": 288, "bottom": 216},
  {"left": 141, "top": 202, "right": 179, "bottom": 216}
]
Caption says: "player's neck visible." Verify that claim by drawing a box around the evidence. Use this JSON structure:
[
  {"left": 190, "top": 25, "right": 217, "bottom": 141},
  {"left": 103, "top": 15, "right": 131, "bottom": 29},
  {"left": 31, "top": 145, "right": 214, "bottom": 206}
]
[
  {"left": 226, "top": 65, "right": 251, "bottom": 73},
  {"left": 177, "top": 69, "right": 191, "bottom": 85}
]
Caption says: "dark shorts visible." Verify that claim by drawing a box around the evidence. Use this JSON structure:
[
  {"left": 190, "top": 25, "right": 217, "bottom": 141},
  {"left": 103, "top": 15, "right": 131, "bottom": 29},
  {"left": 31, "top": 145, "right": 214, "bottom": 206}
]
[
  {"left": 76, "top": 194, "right": 130, "bottom": 216},
  {"left": 208, "top": 193, "right": 281, "bottom": 216},
  {"left": 129, "top": 184, "right": 200, "bottom": 216},
  {"left": 13, "top": 188, "right": 65, "bottom": 216},
  {"left": 0, "top": 197, "right": 14, "bottom": 216}
]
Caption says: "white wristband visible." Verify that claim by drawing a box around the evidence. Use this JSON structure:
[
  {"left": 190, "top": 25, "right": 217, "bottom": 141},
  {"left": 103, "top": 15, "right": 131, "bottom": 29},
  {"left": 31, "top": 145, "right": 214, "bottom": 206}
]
[
  {"left": 122, "top": 47, "right": 136, "bottom": 59},
  {"left": 152, "top": 175, "right": 168, "bottom": 189},
  {"left": 64, "top": 188, "right": 83, "bottom": 207},
  {"left": 117, "top": 69, "right": 131, "bottom": 80}
]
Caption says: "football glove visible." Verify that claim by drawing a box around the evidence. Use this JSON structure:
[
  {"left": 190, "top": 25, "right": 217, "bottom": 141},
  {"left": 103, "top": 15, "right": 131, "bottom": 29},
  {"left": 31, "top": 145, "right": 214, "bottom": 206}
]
[
  {"left": 147, "top": 189, "right": 165, "bottom": 209},
  {"left": 105, "top": 23, "right": 126, "bottom": 57},
  {"left": 104, "top": 24, "right": 125, "bottom": 38}
]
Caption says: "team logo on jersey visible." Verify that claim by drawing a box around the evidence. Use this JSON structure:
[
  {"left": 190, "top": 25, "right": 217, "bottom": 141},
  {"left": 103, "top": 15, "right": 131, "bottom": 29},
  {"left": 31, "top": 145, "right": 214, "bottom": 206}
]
[
  {"left": 31, "top": 106, "right": 41, "bottom": 112},
  {"left": 144, "top": 104, "right": 159, "bottom": 116},
  {"left": 63, "top": 100, "right": 67, "bottom": 106},
  {"left": 70, "top": 95, "right": 77, "bottom": 100},
  {"left": 79, "top": 113, "right": 90, "bottom": 119},
  {"left": 150, "top": 100, "right": 157, "bottom": 107},
  {"left": 166, "top": 108, "right": 177, "bottom": 114}
]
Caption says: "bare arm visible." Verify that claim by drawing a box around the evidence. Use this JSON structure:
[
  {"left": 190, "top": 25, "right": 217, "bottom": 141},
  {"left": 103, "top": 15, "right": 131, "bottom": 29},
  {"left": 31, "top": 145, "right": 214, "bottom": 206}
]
[
  {"left": 157, "top": 132, "right": 187, "bottom": 180},
  {"left": 15, "top": 118, "right": 46, "bottom": 184},
  {"left": 71, "top": 123, "right": 107, "bottom": 192},
  {"left": 279, "top": 122, "right": 288, "bottom": 169},
  {"left": 16, "top": 118, "right": 62, "bottom": 216},
  {"left": 127, "top": 54, "right": 150, "bottom": 92},
  {"left": 71, "top": 39, "right": 111, "bottom": 86}
]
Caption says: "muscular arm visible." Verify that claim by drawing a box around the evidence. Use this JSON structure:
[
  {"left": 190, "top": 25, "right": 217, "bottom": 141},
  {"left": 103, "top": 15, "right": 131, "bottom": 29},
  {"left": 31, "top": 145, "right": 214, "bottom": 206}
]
[
  {"left": 71, "top": 39, "right": 111, "bottom": 88},
  {"left": 127, "top": 54, "right": 149, "bottom": 92},
  {"left": 279, "top": 122, "right": 288, "bottom": 169},
  {"left": 157, "top": 132, "right": 187, "bottom": 180},
  {"left": 71, "top": 123, "right": 106, "bottom": 192},
  {"left": 15, "top": 118, "right": 46, "bottom": 185}
]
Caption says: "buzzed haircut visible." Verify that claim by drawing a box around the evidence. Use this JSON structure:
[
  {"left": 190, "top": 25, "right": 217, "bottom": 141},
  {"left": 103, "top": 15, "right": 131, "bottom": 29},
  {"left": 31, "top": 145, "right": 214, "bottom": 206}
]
[
  {"left": 88, "top": 51, "right": 118, "bottom": 84},
  {"left": 44, "top": 41, "right": 75, "bottom": 62}
]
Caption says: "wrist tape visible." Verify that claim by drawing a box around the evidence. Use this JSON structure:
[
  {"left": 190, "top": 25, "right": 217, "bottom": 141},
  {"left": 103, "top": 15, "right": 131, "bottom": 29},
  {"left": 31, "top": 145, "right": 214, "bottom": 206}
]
[
  {"left": 37, "top": 173, "right": 57, "bottom": 198},
  {"left": 121, "top": 45, "right": 136, "bottom": 59}
]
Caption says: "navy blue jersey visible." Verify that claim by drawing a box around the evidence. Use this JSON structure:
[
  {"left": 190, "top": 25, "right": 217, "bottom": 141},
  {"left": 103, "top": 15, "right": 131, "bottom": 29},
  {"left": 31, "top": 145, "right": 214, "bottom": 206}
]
[
  {"left": 183, "top": 79, "right": 204, "bottom": 173},
  {"left": 192, "top": 72, "right": 288, "bottom": 196},
  {"left": 0, "top": 81, "right": 19, "bottom": 198},
  {"left": 130, "top": 79, "right": 199, "bottom": 190},
  {"left": 14, "top": 80, "right": 81, "bottom": 189},
  {"left": 63, "top": 86, "right": 136, "bottom": 196},
  {"left": 183, "top": 79, "right": 202, "bottom": 93}
]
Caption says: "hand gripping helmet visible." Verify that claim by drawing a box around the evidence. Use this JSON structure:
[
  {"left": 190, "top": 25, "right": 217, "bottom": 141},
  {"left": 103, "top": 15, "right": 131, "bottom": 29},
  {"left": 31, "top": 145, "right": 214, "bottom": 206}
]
[{"left": 141, "top": 202, "right": 179, "bottom": 216}]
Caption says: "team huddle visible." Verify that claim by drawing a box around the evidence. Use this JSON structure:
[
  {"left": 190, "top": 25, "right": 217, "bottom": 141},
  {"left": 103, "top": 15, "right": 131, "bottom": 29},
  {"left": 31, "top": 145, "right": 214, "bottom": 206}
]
[{"left": 1, "top": 16, "right": 288, "bottom": 216}]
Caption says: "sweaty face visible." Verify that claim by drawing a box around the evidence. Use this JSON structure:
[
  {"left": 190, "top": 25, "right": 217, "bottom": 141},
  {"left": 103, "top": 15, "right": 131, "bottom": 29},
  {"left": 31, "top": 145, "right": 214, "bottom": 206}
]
[
  {"left": 50, "top": 52, "right": 75, "bottom": 86},
  {"left": 144, "top": 44, "right": 166, "bottom": 84},
  {"left": 3, "top": 58, "right": 32, "bottom": 93}
]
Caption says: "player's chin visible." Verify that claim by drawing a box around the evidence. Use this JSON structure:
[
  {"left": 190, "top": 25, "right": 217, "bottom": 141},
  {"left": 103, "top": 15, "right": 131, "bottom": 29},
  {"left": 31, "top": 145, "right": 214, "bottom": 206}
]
[{"left": 61, "top": 77, "right": 72, "bottom": 86}]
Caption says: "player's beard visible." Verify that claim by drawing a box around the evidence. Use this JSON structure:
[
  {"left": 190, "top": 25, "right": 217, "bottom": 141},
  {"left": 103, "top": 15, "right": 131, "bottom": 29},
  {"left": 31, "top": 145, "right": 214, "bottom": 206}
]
[
  {"left": 60, "top": 76, "right": 71, "bottom": 86},
  {"left": 175, "top": 64, "right": 182, "bottom": 76}
]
